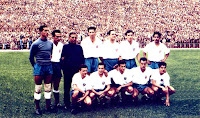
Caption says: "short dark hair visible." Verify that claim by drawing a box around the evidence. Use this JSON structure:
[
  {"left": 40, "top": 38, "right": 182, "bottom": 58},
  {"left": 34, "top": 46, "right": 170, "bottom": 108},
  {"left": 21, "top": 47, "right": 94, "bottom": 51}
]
[
  {"left": 98, "top": 62, "right": 106, "bottom": 68},
  {"left": 38, "top": 25, "right": 48, "bottom": 32},
  {"left": 118, "top": 60, "right": 126, "bottom": 66},
  {"left": 125, "top": 30, "right": 134, "bottom": 36},
  {"left": 140, "top": 57, "right": 147, "bottom": 62},
  {"left": 52, "top": 30, "right": 61, "bottom": 37},
  {"left": 153, "top": 31, "right": 162, "bottom": 38},
  {"left": 88, "top": 27, "right": 96, "bottom": 32},
  {"left": 158, "top": 62, "right": 167, "bottom": 68},
  {"left": 107, "top": 30, "right": 114, "bottom": 35},
  {"left": 79, "top": 64, "right": 88, "bottom": 71},
  {"left": 69, "top": 32, "right": 77, "bottom": 37}
]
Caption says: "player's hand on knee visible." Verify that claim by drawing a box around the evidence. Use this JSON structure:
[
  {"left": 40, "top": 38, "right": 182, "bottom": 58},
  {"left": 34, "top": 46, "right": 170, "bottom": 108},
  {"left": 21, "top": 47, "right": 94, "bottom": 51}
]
[
  {"left": 116, "top": 87, "right": 121, "bottom": 93},
  {"left": 77, "top": 97, "right": 84, "bottom": 102},
  {"left": 99, "top": 93, "right": 105, "bottom": 98}
]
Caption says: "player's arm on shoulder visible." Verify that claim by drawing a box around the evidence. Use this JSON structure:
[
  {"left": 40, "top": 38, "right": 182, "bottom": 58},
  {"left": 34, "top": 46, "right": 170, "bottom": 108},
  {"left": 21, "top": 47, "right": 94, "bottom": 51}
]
[{"left": 136, "top": 53, "right": 140, "bottom": 63}]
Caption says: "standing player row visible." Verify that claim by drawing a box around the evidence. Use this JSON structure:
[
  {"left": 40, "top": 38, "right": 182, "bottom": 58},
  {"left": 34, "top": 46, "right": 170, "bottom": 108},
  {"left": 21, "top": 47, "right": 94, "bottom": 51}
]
[{"left": 81, "top": 27, "right": 170, "bottom": 73}]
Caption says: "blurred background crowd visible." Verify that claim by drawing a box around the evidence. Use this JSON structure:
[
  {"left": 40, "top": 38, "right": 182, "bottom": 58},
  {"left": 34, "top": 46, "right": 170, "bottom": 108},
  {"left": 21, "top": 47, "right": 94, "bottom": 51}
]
[{"left": 0, "top": 0, "right": 199, "bottom": 49}]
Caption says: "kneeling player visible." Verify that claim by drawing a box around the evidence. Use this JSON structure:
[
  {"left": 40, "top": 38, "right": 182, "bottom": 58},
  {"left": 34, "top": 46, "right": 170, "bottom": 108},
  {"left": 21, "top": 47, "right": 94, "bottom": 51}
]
[
  {"left": 151, "top": 62, "right": 175, "bottom": 106},
  {"left": 89, "top": 63, "right": 112, "bottom": 106},
  {"left": 108, "top": 60, "right": 135, "bottom": 104},
  {"left": 71, "top": 64, "right": 92, "bottom": 114},
  {"left": 131, "top": 57, "right": 154, "bottom": 102}
]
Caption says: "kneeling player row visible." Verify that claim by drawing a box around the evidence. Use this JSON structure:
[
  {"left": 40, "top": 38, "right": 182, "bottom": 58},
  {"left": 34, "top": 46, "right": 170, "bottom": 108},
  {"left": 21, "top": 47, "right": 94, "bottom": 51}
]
[{"left": 70, "top": 58, "right": 175, "bottom": 113}]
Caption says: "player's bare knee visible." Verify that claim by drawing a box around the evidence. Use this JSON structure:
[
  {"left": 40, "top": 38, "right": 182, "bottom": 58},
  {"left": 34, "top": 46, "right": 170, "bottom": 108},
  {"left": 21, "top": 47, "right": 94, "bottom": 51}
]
[
  {"left": 152, "top": 87, "right": 159, "bottom": 92},
  {"left": 85, "top": 97, "right": 92, "bottom": 106},
  {"left": 149, "top": 89, "right": 154, "bottom": 96},
  {"left": 35, "top": 84, "right": 42, "bottom": 93},
  {"left": 44, "top": 83, "right": 51, "bottom": 92},
  {"left": 89, "top": 92, "right": 95, "bottom": 99},
  {"left": 34, "top": 85, "right": 42, "bottom": 100},
  {"left": 127, "top": 86, "right": 133, "bottom": 93},
  {"left": 107, "top": 90, "right": 115, "bottom": 97}
]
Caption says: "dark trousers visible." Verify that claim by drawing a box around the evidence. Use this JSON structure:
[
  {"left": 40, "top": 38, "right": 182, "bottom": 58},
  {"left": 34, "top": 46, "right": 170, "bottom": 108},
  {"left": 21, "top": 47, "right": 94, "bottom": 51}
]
[{"left": 63, "top": 68, "right": 79, "bottom": 107}]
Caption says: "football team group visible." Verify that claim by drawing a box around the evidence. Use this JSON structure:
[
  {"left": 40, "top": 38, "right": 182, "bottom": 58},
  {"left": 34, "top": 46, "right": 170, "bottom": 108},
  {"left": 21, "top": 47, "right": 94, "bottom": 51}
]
[{"left": 29, "top": 25, "right": 175, "bottom": 115}]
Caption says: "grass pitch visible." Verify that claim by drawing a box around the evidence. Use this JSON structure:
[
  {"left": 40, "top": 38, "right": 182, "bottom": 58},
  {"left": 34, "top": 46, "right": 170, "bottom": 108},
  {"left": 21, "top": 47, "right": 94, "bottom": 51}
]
[{"left": 0, "top": 50, "right": 199, "bottom": 118}]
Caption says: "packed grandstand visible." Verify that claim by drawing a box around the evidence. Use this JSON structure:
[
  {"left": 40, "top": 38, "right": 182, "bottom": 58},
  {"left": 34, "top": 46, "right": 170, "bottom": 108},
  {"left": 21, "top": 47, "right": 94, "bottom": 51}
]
[{"left": 0, "top": 0, "right": 199, "bottom": 49}]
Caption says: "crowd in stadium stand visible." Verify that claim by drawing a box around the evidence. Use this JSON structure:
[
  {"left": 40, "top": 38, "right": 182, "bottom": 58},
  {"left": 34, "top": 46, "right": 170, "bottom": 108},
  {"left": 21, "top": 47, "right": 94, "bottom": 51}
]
[{"left": 0, "top": 0, "right": 199, "bottom": 49}]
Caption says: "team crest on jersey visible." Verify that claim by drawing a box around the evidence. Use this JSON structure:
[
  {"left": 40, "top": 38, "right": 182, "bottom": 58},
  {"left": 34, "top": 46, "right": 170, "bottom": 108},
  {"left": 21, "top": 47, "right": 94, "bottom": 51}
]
[
  {"left": 38, "top": 44, "right": 44, "bottom": 48},
  {"left": 145, "top": 76, "right": 147, "bottom": 79},
  {"left": 83, "top": 83, "right": 86, "bottom": 86},
  {"left": 102, "top": 81, "right": 105, "bottom": 85},
  {"left": 133, "top": 48, "right": 135, "bottom": 51},
  {"left": 96, "top": 45, "right": 98, "bottom": 48},
  {"left": 124, "top": 77, "right": 127, "bottom": 80}
]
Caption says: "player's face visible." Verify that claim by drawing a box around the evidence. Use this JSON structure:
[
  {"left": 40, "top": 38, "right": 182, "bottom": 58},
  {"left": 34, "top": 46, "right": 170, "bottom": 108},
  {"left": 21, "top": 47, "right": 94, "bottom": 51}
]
[
  {"left": 88, "top": 29, "right": 96, "bottom": 37},
  {"left": 98, "top": 65, "right": 105, "bottom": 75},
  {"left": 80, "top": 68, "right": 88, "bottom": 78},
  {"left": 126, "top": 32, "right": 134, "bottom": 42},
  {"left": 159, "top": 65, "right": 166, "bottom": 75},
  {"left": 140, "top": 60, "right": 147, "bottom": 71},
  {"left": 119, "top": 64, "right": 126, "bottom": 73},
  {"left": 153, "top": 34, "right": 160, "bottom": 43},
  {"left": 41, "top": 27, "right": 49, "bottom": 38},
  {"left": 109, "top": 31, "right": 116, "bottom": 41},
  {"left": 54, "top": 33, "right": 61, "bottom": 42},
  {"left": 69, "top": 34, "right": 77, "bottom": 44}
]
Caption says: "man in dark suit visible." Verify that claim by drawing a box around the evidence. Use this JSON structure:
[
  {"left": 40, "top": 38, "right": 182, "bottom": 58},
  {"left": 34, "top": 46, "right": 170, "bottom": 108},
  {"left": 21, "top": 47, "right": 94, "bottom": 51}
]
[{"left": 61, "top": 32, "right": 85, "bottom": 109}]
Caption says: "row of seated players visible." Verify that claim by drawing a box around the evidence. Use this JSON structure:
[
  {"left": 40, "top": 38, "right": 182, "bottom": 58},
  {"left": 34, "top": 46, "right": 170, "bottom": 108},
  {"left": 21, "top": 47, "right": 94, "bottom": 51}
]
[{"left": 70, "top": 58, "right": 175, "bottom": 114}]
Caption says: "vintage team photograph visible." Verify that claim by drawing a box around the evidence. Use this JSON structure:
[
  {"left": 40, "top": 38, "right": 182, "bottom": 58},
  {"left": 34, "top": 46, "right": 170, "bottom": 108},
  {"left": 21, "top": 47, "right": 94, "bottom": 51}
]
[{"left": 0, "top": 0, "right": 199, "bottom": 117}]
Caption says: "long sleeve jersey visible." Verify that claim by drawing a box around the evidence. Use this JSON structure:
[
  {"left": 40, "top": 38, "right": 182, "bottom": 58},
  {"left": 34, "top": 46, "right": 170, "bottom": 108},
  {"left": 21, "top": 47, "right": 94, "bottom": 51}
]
[{"left": 29, "top": 38, "right": 53, "bottom": 67}]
